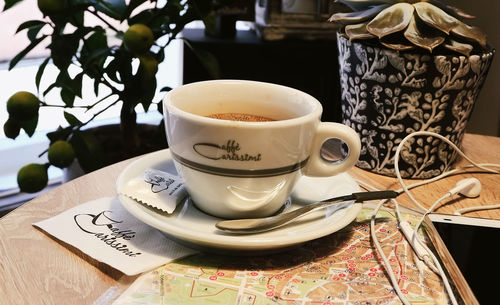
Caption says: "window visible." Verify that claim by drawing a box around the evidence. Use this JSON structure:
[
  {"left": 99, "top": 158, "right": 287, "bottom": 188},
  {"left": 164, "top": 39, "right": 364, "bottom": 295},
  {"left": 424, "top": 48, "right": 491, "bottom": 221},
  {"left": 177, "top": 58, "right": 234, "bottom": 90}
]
[{"left": 0, "top": 38, "right": 183, "bottom": 212}]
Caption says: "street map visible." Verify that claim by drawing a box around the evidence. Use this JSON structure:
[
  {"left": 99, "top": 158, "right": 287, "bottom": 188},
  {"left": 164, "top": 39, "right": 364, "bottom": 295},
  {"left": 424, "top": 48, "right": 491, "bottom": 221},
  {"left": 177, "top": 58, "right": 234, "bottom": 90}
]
[{"left": 112, "top": 209, "right": 452, "bottom": 305}]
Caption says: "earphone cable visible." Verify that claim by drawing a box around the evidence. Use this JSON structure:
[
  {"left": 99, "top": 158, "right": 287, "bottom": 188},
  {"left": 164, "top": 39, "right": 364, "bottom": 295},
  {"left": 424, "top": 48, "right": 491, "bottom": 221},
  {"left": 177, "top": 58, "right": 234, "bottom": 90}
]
[
  {"left": 356, "top": 131, "right": 500, "bottom": 305},
  {"left": 394, "top": 131, "right": 500, "bottom": 212}
]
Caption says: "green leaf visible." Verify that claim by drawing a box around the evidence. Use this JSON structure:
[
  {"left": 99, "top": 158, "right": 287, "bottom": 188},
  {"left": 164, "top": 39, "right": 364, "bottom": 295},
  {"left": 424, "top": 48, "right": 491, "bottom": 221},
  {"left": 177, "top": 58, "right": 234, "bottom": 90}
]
[
  {"left": 404, "top": 15, "right": 445, "bottom": 52},
  {"left": 451, "top": 21, "right": 487, "bottom": 48},
  {"left": 128, "top": 8, "right": 155, "bottom": 25},
  {"left": 137, "top": 54, "right": 158, "bottom": 83},
  {"left": 69, "top": 130, "right": 105, "bottom": 173},
  {"left": 27, "top": 24, "right": 45, "bottom": 41},
  {"left": 93, "top": 0, "right": 127, "bottom": 20},
  {"left": 86, "top": 28, "right": 108, "bottom": 50},
  {"left": 380, "top": 33, "right": 415, "bottom": 51},
  {"left": 49, "top": 33, "right": 79, "bottom": 70},
  {"left": 138, "top": 80, "right": 156, "bottom": 112},
  {"left": 47, "top": 126, "right": 71, "bottom": 142},
  {"left": 43, "top": 83, "right": 58, "bottom": 97},
  {"left": 16, "top": 20, "right": 46, "bottom": 34},
  {"left": 367, "top": 3, "right": 414, "bottom": 38},
  {"left": 68, "top": 10, "right": 85, "bottom": 28},
  {"left": 55, "top": 70, "right": 83, "bottom": 105},
  {"left": 35, "top": 57, "right": 50, "bottom": 92},
  {"left": 82, "top": 48, "right": 110, "bottom": 71},
  {"left": 50, "top": 27, "right": 92, "bottom": 70},
  {"left": 413, "top": 2, "right": 458, "bottom": 34},
  {"left": 61, "top": 88, "right": 76, "bottom": 107},
  {"left": 155, "top": 48, "right": 165, "bottom": 63},
  {"left": 19, "top": 115, "right": 39, "bottom": 137},
  {"left": 329, "top": 4, "right": 390, "bottom": 25},
  {"left": 183, "top": 39, "right": 220, "bottom": 79},
  {"left": 123, "top": 0, "right": 148, "bottom": 19},
  {"left": 345, "top": 22, "right": 376, "bottom": 40},
  {"left": 3, "top": 0, "right": 24, "bottom": 10},
  {"left": 443, "top": 39, "right": 473, "bottom": 56},
  {"left": 104, "top": 57, "right": 120, "bottom": 83},
  {"left": 93, "top": 79, "right": 100, "bottom": 96},
  {"left": 9, "top": 36, "right": 47, "bottom": 70},
  {"left": 73, "top": 72, "right": 84, "bottom": 98},
  {"left": 81, "top": 49, "right": 110, "bottom": 80},
  {"left": 116, "top": 53, "right": 134, "bottom": 84},
  {"left": 64, "top": 111, "right": 83, "bottom": 127},
  {"left": 56, "top": 71, "right": 75, "bottom": 106}
]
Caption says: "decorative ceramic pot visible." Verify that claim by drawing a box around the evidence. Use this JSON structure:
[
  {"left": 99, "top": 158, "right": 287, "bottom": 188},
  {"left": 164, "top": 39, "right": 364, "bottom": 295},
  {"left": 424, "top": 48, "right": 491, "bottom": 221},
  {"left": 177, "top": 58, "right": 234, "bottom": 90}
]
[{"left": 337, "top": 34, "right": 495, "bottom": 178}]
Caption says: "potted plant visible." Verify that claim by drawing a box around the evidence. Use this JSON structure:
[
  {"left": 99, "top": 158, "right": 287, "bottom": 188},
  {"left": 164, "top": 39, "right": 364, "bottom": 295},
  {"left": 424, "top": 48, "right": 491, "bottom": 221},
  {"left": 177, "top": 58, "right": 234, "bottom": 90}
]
[
  {"left": 329, "top": 0, "right": 494, "bottom": 178},
  {"left": 2, "top": 0, "right": 226, "bottom": 193}
]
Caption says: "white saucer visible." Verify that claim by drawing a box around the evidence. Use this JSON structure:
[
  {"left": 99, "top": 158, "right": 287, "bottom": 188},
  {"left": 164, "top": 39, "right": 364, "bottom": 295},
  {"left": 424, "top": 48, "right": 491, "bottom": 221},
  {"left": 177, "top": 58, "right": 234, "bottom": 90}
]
[{"left": 116, "top": 149, "right": 362, "bottom": 253}]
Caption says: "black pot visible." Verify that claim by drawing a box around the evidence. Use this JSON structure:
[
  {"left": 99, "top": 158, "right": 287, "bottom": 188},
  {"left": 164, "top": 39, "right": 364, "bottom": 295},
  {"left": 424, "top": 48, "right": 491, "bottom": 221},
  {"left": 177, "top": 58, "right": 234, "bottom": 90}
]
[
  {"left": 337, "top": 34, "right": 495, "bottom": 178},
  {"left": 64, "top": 123, "right": 167, "bottom": 181}
]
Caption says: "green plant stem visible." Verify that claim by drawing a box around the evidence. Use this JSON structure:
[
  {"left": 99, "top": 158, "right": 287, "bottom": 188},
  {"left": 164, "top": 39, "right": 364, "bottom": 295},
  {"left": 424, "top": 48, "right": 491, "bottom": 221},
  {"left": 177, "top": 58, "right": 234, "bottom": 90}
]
[
  {"left": 38, "top": 148, "right": 48, "bottom": 158},
  {"left": 86, "top": 8, "right": 120, "bottom": 33},
  {"left": 70, "top": 10, "right": 140, "bottom": 157},
  {"left": 84, "top": 92, "right": 115, "bottom": 112},
  {"left": 40, "top": 102, "right": 89, "bottom": 109},
  {"left": 120, "top": 101, "right": 140, "bottom": 154},
  {"left": 79, "top": 97, "right": 120, "bottom": 129}
]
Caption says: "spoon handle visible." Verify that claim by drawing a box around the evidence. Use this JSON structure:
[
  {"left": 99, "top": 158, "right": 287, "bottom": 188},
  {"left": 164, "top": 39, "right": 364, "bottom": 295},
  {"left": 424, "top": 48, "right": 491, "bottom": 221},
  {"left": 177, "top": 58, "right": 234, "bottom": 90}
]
[{"left": 215, "top": 190, "right": 399, "bottom": 233}]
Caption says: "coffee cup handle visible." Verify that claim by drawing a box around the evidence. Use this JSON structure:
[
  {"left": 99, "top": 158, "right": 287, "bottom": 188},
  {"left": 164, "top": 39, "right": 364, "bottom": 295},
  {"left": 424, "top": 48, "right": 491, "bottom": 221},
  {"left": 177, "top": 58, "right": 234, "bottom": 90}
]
[{"left": 302, "top": 122, "right": 361, "bottom": 177}]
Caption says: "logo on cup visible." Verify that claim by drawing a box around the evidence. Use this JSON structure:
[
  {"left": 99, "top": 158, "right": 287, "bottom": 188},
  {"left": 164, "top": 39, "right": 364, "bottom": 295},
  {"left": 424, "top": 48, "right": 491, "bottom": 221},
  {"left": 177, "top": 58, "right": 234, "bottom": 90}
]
[{"left": 193, "top": 140, "right": 262, "bottom": 162}]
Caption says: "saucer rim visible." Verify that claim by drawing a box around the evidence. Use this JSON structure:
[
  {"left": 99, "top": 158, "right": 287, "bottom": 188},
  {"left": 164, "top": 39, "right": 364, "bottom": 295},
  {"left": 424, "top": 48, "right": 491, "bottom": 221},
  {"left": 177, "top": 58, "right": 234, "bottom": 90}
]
[{"left": 116, "top": 149, "right": 362, "bottom": 251}]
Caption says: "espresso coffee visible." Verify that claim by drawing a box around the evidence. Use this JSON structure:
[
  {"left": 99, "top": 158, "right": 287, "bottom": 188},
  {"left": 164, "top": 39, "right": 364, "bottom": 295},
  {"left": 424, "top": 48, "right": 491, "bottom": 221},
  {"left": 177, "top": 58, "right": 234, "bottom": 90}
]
[{"left": 206, "top": 113, "right": 276, "bottom": 122}]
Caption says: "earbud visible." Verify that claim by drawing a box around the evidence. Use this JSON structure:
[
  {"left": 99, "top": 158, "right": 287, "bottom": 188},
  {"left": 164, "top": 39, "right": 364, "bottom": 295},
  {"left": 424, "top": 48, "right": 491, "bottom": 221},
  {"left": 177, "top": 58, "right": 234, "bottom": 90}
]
[{"left": 448, "top": 178, "right": 482, "bottom": 198}]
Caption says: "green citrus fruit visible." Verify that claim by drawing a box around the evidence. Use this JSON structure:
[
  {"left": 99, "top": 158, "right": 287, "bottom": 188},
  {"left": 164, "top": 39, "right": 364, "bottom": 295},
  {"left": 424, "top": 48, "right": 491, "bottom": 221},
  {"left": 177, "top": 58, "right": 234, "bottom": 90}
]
[
  {"left": 3, "top": 118, "right": 21, "bottom": 139},
  {"left": 48, "top": 140, "right": 75, "bottom": 168},
  {"left": 6, "top": 91, "right": 40, "bottom": 122},
  {"left": 17, "top": 163, "right": 48, "bottom": 193},
  {"left": 123, "top": 24, "right": 154, "bottom": 54},
  {"left": 138, "top": 54, "right": 159, "bottom": 85},
  {"left": 37, "top": 0, "right": 67, "bottom": 16}
]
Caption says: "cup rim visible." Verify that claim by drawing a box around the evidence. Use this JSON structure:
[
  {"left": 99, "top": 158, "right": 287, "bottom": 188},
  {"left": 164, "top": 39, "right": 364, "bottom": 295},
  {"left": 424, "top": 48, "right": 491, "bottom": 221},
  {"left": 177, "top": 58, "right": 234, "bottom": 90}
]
[{"left": 163, "top": 79, "right": 323, "bottom": 128}]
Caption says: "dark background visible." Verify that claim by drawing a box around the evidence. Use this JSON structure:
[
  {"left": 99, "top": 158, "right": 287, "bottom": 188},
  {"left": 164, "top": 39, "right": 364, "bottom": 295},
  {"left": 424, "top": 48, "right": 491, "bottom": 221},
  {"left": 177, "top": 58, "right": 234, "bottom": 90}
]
[{"left": 182, "top": 28, "right": 342, "bottom": 123}]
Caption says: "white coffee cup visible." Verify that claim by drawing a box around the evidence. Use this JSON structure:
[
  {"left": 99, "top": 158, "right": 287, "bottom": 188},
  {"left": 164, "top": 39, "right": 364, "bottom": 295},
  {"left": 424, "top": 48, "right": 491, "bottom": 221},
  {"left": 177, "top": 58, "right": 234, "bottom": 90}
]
[{"left": 163, "top": 80, "right": 360, "bottom": 219}]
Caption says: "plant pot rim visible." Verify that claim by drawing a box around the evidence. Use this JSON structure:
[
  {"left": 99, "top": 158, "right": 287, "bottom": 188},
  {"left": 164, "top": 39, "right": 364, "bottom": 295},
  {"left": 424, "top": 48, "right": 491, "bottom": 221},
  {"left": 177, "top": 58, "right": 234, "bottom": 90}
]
[{"left": 336, "top": 32, "right": 495, "bottom": 59}]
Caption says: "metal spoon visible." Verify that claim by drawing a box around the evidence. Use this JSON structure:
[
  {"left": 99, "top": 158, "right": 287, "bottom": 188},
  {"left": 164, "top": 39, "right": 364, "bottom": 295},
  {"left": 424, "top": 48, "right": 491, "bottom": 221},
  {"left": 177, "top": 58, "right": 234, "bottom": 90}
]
[{"left": 215, "top": 190, "right": 399, "bottom": 234}]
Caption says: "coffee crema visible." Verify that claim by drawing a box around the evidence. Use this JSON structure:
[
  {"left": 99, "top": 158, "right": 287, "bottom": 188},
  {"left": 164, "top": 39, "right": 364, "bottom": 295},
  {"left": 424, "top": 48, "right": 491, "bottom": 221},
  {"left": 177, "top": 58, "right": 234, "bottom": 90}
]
[{"left": 206, "top": 113, "right": 276, "bottom": 122}]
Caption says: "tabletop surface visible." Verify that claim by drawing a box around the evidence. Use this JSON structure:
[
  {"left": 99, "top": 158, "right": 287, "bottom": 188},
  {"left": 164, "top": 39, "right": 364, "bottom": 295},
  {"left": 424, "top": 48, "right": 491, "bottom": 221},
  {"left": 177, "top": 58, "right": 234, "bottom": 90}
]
[{"left": 0, "top": 133, "right": 499, "bottom": 305}]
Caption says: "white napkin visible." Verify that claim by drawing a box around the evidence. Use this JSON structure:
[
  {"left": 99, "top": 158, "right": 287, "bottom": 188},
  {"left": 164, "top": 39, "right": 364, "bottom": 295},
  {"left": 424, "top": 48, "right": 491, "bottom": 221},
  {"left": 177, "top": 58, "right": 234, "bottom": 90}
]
[{"left": 33, "top": 197, "right": 196, "bottom": 276}]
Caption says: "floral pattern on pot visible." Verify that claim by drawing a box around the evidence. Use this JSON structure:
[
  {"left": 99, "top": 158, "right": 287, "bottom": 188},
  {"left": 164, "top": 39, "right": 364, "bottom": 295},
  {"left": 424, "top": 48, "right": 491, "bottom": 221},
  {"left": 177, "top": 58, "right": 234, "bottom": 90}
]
[{"left": 337, "top": 34, "right": 495, "bottom": 178}]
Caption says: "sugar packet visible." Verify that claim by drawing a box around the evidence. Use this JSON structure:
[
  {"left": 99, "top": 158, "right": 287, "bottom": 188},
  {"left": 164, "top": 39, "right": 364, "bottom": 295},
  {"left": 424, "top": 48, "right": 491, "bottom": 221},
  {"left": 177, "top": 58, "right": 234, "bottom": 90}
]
[{"left": 118, "top": 169, "right": 187, "bottom": 213}]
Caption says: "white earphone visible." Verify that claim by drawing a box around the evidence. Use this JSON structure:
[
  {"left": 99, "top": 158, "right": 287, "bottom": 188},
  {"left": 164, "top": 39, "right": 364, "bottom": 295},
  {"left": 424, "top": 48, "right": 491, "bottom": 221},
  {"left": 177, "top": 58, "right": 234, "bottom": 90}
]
[
  {"left": 401, "top": 178, "right": 482, "bottom": 262},
  {"left": 448, "top": 178, "right": 482, "bottom": 198},
  {"left": 364, "top": 131, "right": 500, "bottom": 305}
]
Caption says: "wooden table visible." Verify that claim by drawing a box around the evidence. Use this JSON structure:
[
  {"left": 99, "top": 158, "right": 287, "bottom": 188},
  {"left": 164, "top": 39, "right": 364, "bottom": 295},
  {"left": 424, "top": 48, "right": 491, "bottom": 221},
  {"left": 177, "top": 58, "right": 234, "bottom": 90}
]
[{"left": 0, "top": 133, "right": 498, "bottom": 305}]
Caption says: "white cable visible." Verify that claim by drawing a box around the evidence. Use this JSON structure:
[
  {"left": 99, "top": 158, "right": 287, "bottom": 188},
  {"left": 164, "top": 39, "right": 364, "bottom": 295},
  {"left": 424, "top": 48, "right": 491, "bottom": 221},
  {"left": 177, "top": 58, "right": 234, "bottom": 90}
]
[
  {"left": 368, "top": 192, "right": 459, "bottom": 305},
  {"left": 369, "top": 198, "right": 412, "bottom": 305},
  {"left": 409, "top": 192, "right": 461, "bottom": 305},
  {"left": 359, "top": 180, "right": 429, "bottom": 304},
  {"left": 414, "top": 194, "right": 451, "bottom": 237},
  {"left": 423, "top": 255, "right": 439, "bottom": 274},
  {"left": 357, "top": 163, "right": 500, "bottom": 213},
  {"left": 454, "top": 203, "right": 500, "bottom": 215},
  {"left": 360, "top": 131, "right": 500, "bottom": 305},
  {"left": 393, "top": 131, "right": 500, "bottom": 212}
]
